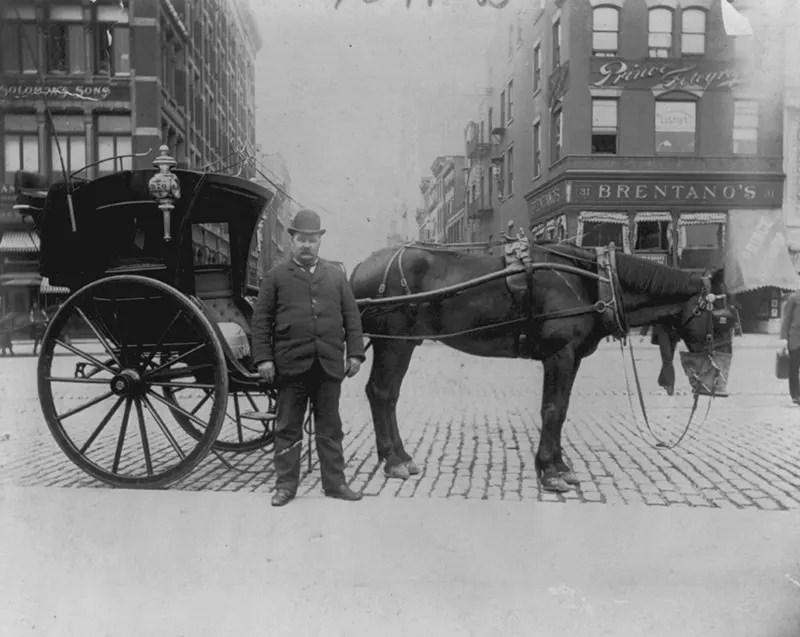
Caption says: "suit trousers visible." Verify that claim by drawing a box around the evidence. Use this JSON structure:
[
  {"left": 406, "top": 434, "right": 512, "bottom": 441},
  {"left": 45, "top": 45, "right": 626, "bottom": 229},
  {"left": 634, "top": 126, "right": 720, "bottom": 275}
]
[
  {"left": 273, "top": 359, "right": 347, "bottom": 494},
  {"left": 789, "top": 347, "right": 800, "bottom": 401}
]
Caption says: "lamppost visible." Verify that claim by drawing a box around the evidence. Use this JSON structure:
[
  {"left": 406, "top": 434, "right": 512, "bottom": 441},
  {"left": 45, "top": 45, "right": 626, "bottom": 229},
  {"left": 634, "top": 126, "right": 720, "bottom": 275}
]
[{"left": 148, "top": 145, "right": 181, "bottom": 241}]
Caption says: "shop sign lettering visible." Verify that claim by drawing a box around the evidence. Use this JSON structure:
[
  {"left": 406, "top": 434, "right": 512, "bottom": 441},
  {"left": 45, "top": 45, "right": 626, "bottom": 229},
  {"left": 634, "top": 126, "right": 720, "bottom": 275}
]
[{"left": 592, "top": 59, "right": 741, "bottom": 91}]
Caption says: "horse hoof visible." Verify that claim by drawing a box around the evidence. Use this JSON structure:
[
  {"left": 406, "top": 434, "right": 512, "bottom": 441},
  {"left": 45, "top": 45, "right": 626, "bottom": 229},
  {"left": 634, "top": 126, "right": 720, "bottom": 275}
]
[
  {"left": 384, "top": 463, "right": 410, "bottom": 480},
  {"left": 558, "top": 470, "right": 580, "bottom": 486},
  {"left": 540, "top": 474, "right": 572, "bottom": 493},
  {"left": 405, "top": 460, "right": 421, "bottom": 475}
]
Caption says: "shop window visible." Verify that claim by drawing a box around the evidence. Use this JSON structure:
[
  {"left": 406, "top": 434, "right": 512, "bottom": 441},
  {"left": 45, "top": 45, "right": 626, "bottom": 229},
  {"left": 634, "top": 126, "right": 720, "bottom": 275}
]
[
  {"left": 3, "top": 114, "right": 39, "bottom": 183},
  {"left": 684, "top": 223, "right": 721, "bottom": 248},
  {"left": 96, "top": 114, "right": 132, "bottom": 175},
  {"left": 592, "top": 6, "right": 619, "bottom": 57},
  {"left": 733, "top": 100, "right": 759, "bottom": 154},
  {"left": 592, "top": 98, "right": 618, "bottom": 154},
  {"left": 50, "top": 114, "right": 86, "bottom": 178},
  {"left": 681, "top": 9, "right": 706, "bottom": 56},
  {"left": 1, "top": 14, "right": 38, "bottom": 73},
  {"left": 635, "top": 220, "right": 670, "bottom": 251},
  {"left": 648, "top": 7, "right": 673, "bottom": 58},
  {"left": 581, "top": 222, "right": 624, "bottom": 248},
  {"left": 655, "top": 99, "right": 696, "bottom": 153}
]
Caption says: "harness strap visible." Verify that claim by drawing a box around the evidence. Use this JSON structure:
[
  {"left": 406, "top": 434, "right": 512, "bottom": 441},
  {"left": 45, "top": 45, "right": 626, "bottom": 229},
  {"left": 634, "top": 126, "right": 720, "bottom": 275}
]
[
  {"left": 594, "top": 244, "right": 628, "bottom": 340},
  {"left": 377, "top": 244, "right": 412, "bottom": 297}
]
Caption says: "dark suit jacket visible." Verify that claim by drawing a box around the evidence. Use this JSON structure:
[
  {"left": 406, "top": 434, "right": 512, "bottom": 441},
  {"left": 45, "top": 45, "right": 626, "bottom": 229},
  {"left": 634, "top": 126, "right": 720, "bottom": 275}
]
[{"left": 251, "top": 258, "right": 366, "bottom": 380}]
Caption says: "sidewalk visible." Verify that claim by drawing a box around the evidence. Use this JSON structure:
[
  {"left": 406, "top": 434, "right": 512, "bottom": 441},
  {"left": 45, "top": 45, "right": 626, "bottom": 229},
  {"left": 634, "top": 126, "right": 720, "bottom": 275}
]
[{"left": 1, "top": 486, "right": 798, "bottom": 637}]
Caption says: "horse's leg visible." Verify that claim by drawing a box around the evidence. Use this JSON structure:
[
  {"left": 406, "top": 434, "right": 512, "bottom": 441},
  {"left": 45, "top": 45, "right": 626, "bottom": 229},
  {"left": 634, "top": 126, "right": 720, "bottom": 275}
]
[
  {"left": 553, "top": 357, "right": 582, "bottom": 487},
  {"left": 535, "top": 347, "right": 578, "bottom": 493},
  {"left": 365, "top": 339, "right": 417, "bottom": 480},
  {"left": 655, "top": 327, "right": 677, "bottom": 395}
]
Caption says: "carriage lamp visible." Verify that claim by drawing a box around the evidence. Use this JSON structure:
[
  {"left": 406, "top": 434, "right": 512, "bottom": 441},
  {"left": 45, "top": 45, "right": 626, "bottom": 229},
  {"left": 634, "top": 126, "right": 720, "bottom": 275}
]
[{"left": 148, "top": 145, "right": 181, "bottom": 241}]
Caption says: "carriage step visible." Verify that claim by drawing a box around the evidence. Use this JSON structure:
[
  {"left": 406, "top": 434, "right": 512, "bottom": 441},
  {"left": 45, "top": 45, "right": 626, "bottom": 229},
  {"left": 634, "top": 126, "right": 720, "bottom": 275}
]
[{"left": 240, "top": 411, "right": 277, "bottom": 421}]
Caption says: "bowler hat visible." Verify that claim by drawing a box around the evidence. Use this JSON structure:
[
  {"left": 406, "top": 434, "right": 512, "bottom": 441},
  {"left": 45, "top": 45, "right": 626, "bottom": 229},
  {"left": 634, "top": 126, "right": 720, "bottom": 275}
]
[{"left": 288, "top": 209, "right": 325, "bottom": 235}]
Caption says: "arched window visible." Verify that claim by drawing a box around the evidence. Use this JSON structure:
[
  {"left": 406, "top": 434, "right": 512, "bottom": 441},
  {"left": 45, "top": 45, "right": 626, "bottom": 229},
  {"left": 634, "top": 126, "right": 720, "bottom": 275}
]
[
  {"left": 648, "top": 7, "right": 673, "bottom": 58},
  {"left": 592, "top": 6, "right": 619, "bottom": 57},
  {"left": 681, "top": 9, "right": 706, "bottom": 55}
]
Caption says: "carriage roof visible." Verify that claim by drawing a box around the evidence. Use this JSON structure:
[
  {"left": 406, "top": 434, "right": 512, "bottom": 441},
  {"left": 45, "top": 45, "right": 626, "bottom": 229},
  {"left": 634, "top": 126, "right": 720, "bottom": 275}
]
[{"left": 34, "top": 168, "right": 273, "bottom": 295}]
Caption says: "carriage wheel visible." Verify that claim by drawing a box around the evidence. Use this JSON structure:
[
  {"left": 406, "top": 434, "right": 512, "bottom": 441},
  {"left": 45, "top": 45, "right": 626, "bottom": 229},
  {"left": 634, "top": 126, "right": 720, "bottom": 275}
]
[
  {"left": 37, "top": 275, "right": 228, "bottom": 488},
  {"left": 161, "top": 385, "right": 276, "bottom": 453}
]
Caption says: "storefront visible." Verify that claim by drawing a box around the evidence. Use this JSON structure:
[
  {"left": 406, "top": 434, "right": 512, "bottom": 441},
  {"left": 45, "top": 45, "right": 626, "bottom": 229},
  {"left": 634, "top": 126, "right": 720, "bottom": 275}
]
[{"left": 527, "top": 172, "right": 796, "bottom": 332}]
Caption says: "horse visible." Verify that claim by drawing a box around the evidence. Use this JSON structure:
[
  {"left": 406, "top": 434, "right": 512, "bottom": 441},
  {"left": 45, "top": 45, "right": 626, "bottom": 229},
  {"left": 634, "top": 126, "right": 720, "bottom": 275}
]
[{"left": 350, "top": 241, "right": 733, "bottom": 493}]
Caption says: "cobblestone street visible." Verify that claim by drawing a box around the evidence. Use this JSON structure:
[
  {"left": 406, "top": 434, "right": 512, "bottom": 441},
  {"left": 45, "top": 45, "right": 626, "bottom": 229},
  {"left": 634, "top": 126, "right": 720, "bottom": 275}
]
[{"left": 2, "top": 336, "right": 799, "bottom": 509}]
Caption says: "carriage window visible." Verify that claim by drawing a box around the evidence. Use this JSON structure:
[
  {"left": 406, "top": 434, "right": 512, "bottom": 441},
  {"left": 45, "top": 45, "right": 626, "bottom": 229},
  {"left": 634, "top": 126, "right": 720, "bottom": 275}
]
[
  {"left": 193, "top": 223, "right": 230, "bottom": 266},
  {"left": 684, "top": 223, "right": 721, "bottom": 247},
  {"left": 580, "top": 221, "right": 624, "bottom": 248},
  {"left": 635, "top": 220, "right": 670, "bottom": 250}
]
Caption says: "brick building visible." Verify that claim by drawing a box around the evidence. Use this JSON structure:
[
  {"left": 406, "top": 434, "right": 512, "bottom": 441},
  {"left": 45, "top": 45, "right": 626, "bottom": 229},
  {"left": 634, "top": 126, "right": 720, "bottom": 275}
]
[
  {"left": 416, "top": 155, "right": 466, "bottom": 244},
  {"left": 0, "top": 0, "right": 264, "bottom": 313},
  {"left": 466, "top": 0, "right": 797, "bottom": 332}
]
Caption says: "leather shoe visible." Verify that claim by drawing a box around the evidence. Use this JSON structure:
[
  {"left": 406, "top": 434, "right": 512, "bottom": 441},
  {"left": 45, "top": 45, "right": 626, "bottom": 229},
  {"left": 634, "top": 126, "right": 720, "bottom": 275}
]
[
  {"left": 271, "top": 489, "right": 295, "bottom": 507},
  {"left": 324, "top": 484, "right": 363, "bottom": 501}
]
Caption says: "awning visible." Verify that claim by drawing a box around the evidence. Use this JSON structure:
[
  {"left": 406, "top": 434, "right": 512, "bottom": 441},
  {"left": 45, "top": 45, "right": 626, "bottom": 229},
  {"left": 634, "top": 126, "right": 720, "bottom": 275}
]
[
  {"left": 40, "top": 277, "right": 70, "bottom": 294},
  {"left": 1, "top": 274, "right": 42, "bottom": 287},
  {"left": 725, "top": 209, "right": 800, "bottom": 294},
  {"left": 0, "top": 231, "right": 40, "bottom": 253}
]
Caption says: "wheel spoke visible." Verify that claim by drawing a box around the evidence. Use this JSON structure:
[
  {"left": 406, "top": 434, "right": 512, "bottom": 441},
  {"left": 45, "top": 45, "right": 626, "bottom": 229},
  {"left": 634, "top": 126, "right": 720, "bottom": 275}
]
[
  {"left": 54, "top": 338, "right": 117, "bottom": 375},
  {"left": 56, "top": 390, "right": 115, "bottom": 422},
  {"left": 147, "top": 381, "right": 216, "bottom": 390},
  {"left": 141, "top": 309, "right": 185, "bottom": 371},
  {"left": 141, "top": 394, "right": 186, "bottom": 460},
  {"left": 189, "top": 390, "right": 212, "bottom": 416},
  {"left": 79, "top": 396, "right": 125, "bottom": 454},
  {"left": 112, "top": 398, "right": 133, "bottom": 473},
  {"left": 133, "top": 398, "right": 154, "bottom": 476},
  {"left": 145, "top": 344, "right": 207, "bottom": 377},
  {"left": 75, "top": 306, "right": 122, "bottom": 368},
  {"left": 47, "top": 377, "right": 111, "bottom": 384},
  {"left": 233, "top": 393, "right": 244, "bottom": 443},
  {"left": 147, "top": 363, "right": 214, "bottom": 382},
  {"left": 146, "top": 388, "right": 214, "bottom": 433}
]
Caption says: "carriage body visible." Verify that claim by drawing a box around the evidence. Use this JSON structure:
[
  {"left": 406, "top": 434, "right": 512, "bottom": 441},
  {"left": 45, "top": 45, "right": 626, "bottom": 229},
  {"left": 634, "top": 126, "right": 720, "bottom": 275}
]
[{"left": 26, "top": 165, "right": 279, "bottom": 488}]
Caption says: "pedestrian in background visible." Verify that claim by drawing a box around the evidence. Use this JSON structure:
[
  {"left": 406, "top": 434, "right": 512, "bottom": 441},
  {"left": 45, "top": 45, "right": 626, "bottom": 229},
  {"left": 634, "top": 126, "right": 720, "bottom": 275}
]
[
  {"left": 252, "top": 209, "right": 366, "bottom": 507},
  {"left": 29, "top": 302, "right": 48, "bottom": 356},
  {"left": 779, "top": 289, "right": 800, "bottom": 405}
]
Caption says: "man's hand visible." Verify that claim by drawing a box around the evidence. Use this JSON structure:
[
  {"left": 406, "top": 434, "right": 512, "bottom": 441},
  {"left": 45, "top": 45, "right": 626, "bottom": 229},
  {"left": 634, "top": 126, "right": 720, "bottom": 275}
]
[
  {"left": 257, "top": 361, "right": 275, "bottom": 384},
  {"left": 345, "top": 357, "right": 362, "bottom": 378},
  {"left": 780, "top": 338, "right": 789, "bottom": 352}
]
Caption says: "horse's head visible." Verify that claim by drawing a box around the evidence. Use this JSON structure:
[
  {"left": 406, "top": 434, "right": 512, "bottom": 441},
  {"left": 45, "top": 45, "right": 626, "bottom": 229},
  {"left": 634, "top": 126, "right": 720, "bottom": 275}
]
[{"left": 674, "top": 268, "right": 734, "bottom": 396}]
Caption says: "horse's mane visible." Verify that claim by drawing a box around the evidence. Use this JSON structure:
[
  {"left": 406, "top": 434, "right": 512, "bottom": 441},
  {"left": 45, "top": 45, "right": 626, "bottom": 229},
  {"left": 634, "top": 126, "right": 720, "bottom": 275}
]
[{"left": 614, "top": 252, "right": 700, "bottom": 296}]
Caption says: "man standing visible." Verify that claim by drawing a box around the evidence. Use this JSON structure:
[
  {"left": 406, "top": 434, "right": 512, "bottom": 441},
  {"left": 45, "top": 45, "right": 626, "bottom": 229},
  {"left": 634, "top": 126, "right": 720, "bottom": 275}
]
[
  {"left": 252, "top": 209, "right": 366, "bottom": 506},
  {"left": 780, "top": 289, "right": 800, "bottom": 405}
]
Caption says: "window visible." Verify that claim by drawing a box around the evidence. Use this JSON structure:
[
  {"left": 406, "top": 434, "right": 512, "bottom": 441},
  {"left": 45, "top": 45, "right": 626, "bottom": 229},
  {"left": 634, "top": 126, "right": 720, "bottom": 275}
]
[
  {"left": 533, "top": 44, "right": 541, "bottom": 93},
  {"left": 507, "top": 80, "right": 514, "bottom": 123},
  {"left": 552, "top": 19, "right": 562, "bottom": 68},
  {"left": 1, "top": 15, "right": 38, "bottom": 73},
  {"left": 635, "top": 220, "right": 670, "bottom": 250},
  {"left": 684, "top": 223, "right": 721, "bottom": 247},
  {"left": 592, "top": 6, "right": 619, "bottom": 57},
  {"left": 733, "top": 100, "right": 758, "bottom": 154},
  {"left": 508, "top": 24, "right": 514, "bottom": 57},
  {"left": 50, "top": 114, "right": 86, "bottom": 177},
  {"left": 3, "top": 114, "right": 39, "bottom": 183},
  {"left": 552, "top": 108, "right": 563, "bottom": 161},
  {"left": 655, "top": 100, "right": 696, "bottom": 153},
  {"left": 97, "top": 24, "right": 131, "bottom": 75},
  {"left": 649, "top": 8, "right": 673, "bottom": 58},
  {"left": 581, "top": 222, "right": 624, "bottom": 248},
  {"left": 681, "top": 9, "right": 706, "bottom": 55},
  {"left": 46, "top": 6, "right": 87, "bottom": 75},
  {"left": 591, "top": 98, "right": 618, "bottom": 154},
  {"left": 506, "top": 147, "right": 514, "bottom": 196},
  {"left": 96, "top": 114, "right": 132, "bottom": 175},
  {"left": 532, "top": 121, "right": 542, "bottom": 178},
  {"left": 499, "top": 90, "right": 506, "bottom": 129}
]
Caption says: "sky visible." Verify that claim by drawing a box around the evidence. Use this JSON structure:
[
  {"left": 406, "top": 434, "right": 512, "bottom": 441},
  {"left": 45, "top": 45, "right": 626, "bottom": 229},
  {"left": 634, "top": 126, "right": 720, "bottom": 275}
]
[{"left": 251, "top": 0, "right": 503, "bottom": 271}]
